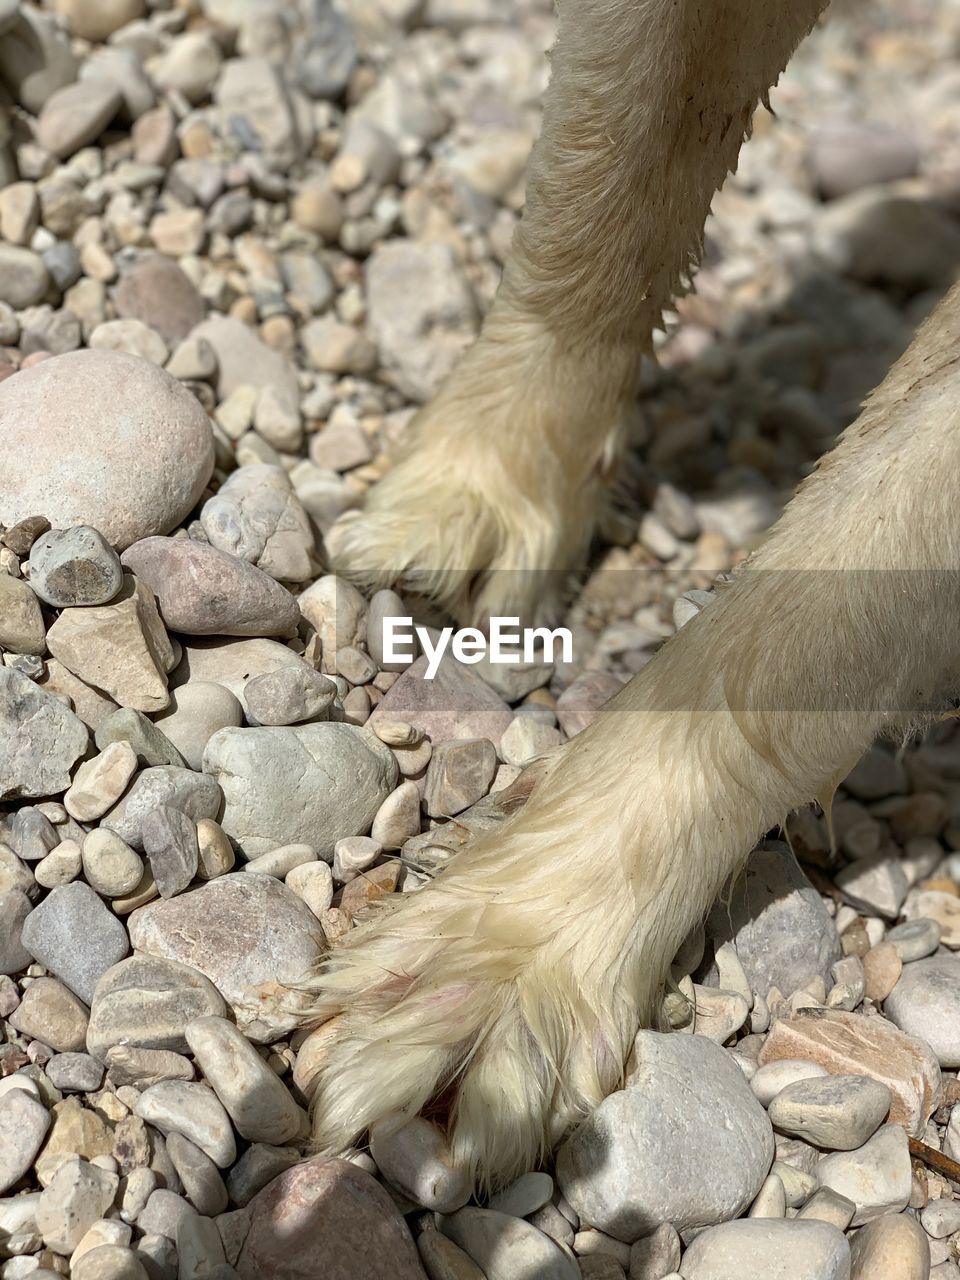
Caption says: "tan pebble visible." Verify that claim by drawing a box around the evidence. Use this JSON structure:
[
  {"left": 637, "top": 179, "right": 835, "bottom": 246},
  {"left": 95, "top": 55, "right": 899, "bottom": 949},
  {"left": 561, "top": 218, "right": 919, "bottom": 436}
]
[{"left": 862, "top": 942, "right": 902, "bottom": 1003}]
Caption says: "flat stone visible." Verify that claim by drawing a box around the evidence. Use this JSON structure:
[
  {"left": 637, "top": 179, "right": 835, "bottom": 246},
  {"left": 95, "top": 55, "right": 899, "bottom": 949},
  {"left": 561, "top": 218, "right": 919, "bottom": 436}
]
[
  {"left": 556, "top": 1032, "right": 774, "bottom": 1240},
  {"left": 87, "top": 954, "right": 226, "bottom": 1058},
  {"left": 21, "top": 882, "right": 129, "bottom": 1005},
  {"left": 135, "top": 1081, "right": 235, "bottom": 1168},
  {"left": 0, "top": 1087, "right": 50, "bottom": 1194},
  {"left": 440, "top": 1208, "right": 578, "bottom": 1280},
  {"left": 45, "top": 1052, "right": 104, "bottom": 1092},
  {"left": 35, "top": 80, "right": 122, "bottom": 159},
  {"left": 95, "top": 708, "right": 185, "bottom": 769},
  {"left": 848, "top": 1212, "right": 930, "bottom": 1280},
  {"left": 758, "top": 1008, "right": 941, "bottom": 1137},
  {"left": 767, "top": 1074, "right": 891, "bottom": 1150},
  {"left": 225, "top": 1143, "right": 300, "bottom": 1209},
  {"left": 817, "top": 1125, "right": 912, "bottom": 1226},
  {"left": 141, "top": 805, "right": 198, "bottom": 898},
  {"left": 215, "top": 56, "right": 302, "bottom": 169},
  {"left": 172, "top": 637, "right": 312, "bottom": 714},
  {"left": 36, "top": 1155, "right": 118, "bottom": 1249},
  {"left": 235, "top": 1157, "right": 428, "bottom": 1280},
  {"left": 113, "top": 255, "right": 205, "bottom": 347},
  {"left": 679, "top": 1219, "right": 850, "bottom": 1280},
  {"left": 750, "top": 1060, "right": 828, "bottom": 1106},
  {"left": 297, "top": 576, "right": 368, "bottom": 673},
  {"left": 486, "top": 1171, "right": 554, "bottom": 1218},
  {"left": 370, "top": 656, "right": 512, "bottom": 749},
  {"left": 128, "top": 873, "right": 321, "bottom": 1041},
  {"left": 121, "top": 537, "right": 300, "bottom": 638},
  {"left": 200, "top": 464, "right": 315, "bottom": 584},
  {"left": 153, "top": 682, "right": 244, "bottom": 772},
  {"left": 189, "top": 315, "right": 299, "bottom": 411},
  {"left": 424, "top": 740, "right": 498, "bottom": 817},
  {"left": 101, "top": 765, "right": 221, "bottom": 852},
  {"left": 136, "top": 1188, "right": 192, "bottom": 1241},
  {"left": 8, "top": 976, "right": 89, "bottom": 1052},
  {"left": 884, "top": 955, "right": 960, "bottom": 1067},
  {"left": 369, "top": 1116, "right": 470, "bottom": 1213},
  {"left": 244, "top": 666, "right": 337, "bottom": 727},
  {"left": 202, "top": 723, "right": 397, "bottom": 859},
  {"left": 184, "top": 1016, "right": 305, "bottom": 1143},
  {"left": 0, "top": 668, "right": 88, "bottom": 801},
  {"left": 65, "top": 741, "right": 137, "bottom": 822},
  {"left": 0, "top": 350, "right": 214, "bottom": 552},
  {"left": 372, "top": 781, "right": 424, "bottom": 847},
  {"left": 0, "top": 573, "right": 46, "bottom": 655},
  {"left": 45, "top": 576, "right": 173, "bottom": 714},
  {"left": 886, "top": 918, "right": 941, "bottom": 962},
  {"left": 55, "top": 0, "right": 145, "bottom": 42},
  {"left": 835, "top": 855, "right": 909, "bottom": 920},
  {"left": 151, "top": 31, "right": 222, "bottom": 104},
  {"left": 903, "top": 890, "right": 960, "bottom": 947},
  {"left": 39, "top": 660, "right": 118, "bottom": 733}
]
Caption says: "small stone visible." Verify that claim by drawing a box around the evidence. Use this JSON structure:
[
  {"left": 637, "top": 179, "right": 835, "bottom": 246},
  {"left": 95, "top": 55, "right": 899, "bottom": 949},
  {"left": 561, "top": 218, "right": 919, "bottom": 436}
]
[
  {"left": 8, "top": 977, "right": 88, "bottom": 1052},
  {"left": 141, "top": 806, "right": 198, "bottom": 899},
  {"left": 815, "top": 192, "right": 960, "bottom": 291},
  {"left": 836, "top": 855, "right": 909, "bottom": 920},
  {"left": 244, "top": 844, "right": 316, "bottom": 878},
  {"left": 499, "top": 717, "right": 563, "bottom": 768},
  {"left": 54, "top": 0, "right": 145, "bottom": 42},
  {"left": 371, "top": 781, "right": 422, "bottom": 847},
  {"left": 165, "top": 1131, "right": 227, "bottom": 1216},
  {"left": 0, "top": 245, "right": 49, "bottom": 309},
  {"left": 796, "top": 1187, "right": 855, "bottom": 1230},
  {"left": 0, "top": 573, "right": 46, "bottom": 655},
  {"left": 0, "top": 669, "right": 88, "bottom": 801},
  {"left": 35, "top": 81, "right": 122, "bottom": 159},
  {"left": 215, "top": 57, "right": 301, "bottom": 169},
  {"left": 692, "top": 985, "right": 751, "bottom": 1043},
  {"left": 151, "top": 32, "right": 222, "bottom": 104},
  {"left": 136, "top": 1187, "right": 192, "bottom": 1240},
  {"left": 87, "top": 954, "right": 226, "bottom": 1059},
  {"left": 45, "top": 1052, "right": 104, "bottom": 1093},
  {"left": 0, "top": 1087, "right": 50, "bottom": 1194},
  {"left": 202, "top": 723, "right": 397, "bottom": 859},
  {"left": 750, "top": 1060, "right": 828, "bottom": 1107},
  {"left": 862, "top": 942, "right": 902, "bottom": 1003},
  {"left": 309, "top": 424, "right": 372, "bottom": 473},
  {"left": 113, "top": 255, "right": 204, "bottom": 348},
  {"left": 848, "top": 1211, "right": 930, "bottom": 1280},
  {"left": 127, "top": 873, "right": 321, "bottom": 1041},
  {"left": 45, "top": 575, "right": 173, "bottom": 714},
  {"left": 152, "top": 683, "right": 244, "bottom": 774},
  {"left": 0, "top": 888, "right": 32, "bottom": 973},
  {"left": 244, "top": 667, "right": 337, "bottom": 727},
  {"left": 65, "top": 742, "right": 137, "bottom": 823},
  {"left": 885, "top": 955, "right": 960, "bottom": 1067},
  {"left": 121, "top": 537, "right": 300, "bottom": 639},
  {"left": 0, "top": 181, "right": 39, "bottom": 246},
  {"left": 95, "top": 709, "right": 185, "bottom": 769},
  {"left": 817, "top": 1124, "right": 912, "bottom": 1226},
  {"left": 150, "top": 208, "right": 206, "bottom": 256},
  {"left": 79, "top": 829, "right": 143, "bottom": 898},
  {"left": 101, "top": 765, "right": 221, "bottom": 852},
  {"left": 423, "top": 740, "right": 498, "bottom": 818},
  {"left": 135, "top": 1081, "right": 235, "bottom": 1168},
  {"left": 767, "top": 1074, "right": 891, "bottom": 1150},
  {"left": 556, "top": 1032, "right": 774, "bottom": 1238},
  {"left": 21, "top": 882, "right": 129, "bottom": 1004},
  {"left": 200, "top": 464, "right": 316, "bottom": 585},
  {"left": 440, "top": 1207, "right": 578, "bottom": 1280},
  {"left": 284, "top": 861, "right": 333, "bottom": 917},
  {"left": 371, "top": 655, "right": 512, "bottom": 748},
  {"left": 184, "top": 1016, "right": 306, "bottom": 1144},
  {"left": 487, "top": 1171, "right": 554, "bottom": 1218},
  {"left": 886, "top": 918, "right": 941, "bottom": 962},
  {"left": 195, "top": 819, "right": 235, "bottom": 881},
  {"left": 225, "top": 1143, "right": 299, "bottom": 1209},
  {"left": 679, "top": 1218, "right": 850, "bottom": 1280},
  {"left": 370, "top": 1115, "right": 470, "bottom": 1213},
  {"left": 628, "top": 1223, "right": 681, "bottom": 1280},
  {"left": 418, "top": 1229, "right": 487, "bottom": 1280},
  {"left": 903, "top": 890, "right": 960, "bottom": 947},
  {"left": 236, "top": 1156, "right": 425, "bottom": 1279},
  {"left": 35, "top": 1156, "right": 118, "bottom": 1253},
  {"left": 555, "top": 671, "right": 623, "bottom": 737},
  {"left": 72, "top": 1244, "right": 148, "bottom": 1280}
]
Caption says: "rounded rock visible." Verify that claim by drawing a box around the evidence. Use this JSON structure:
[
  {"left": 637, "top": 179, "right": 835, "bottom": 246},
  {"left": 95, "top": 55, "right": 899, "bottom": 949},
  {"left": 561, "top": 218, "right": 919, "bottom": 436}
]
[
  {"left": 54, "top": 0, "right": 145, "bottom": 42},
  {"left": 679, "top": 1218, "right": 850, "bottom": 1280},
  {"left": 767, "top": 1074, "right": 891, "bottom": 1150},
  {"left": 370, "top": 1115, "right": 470, "bottom": 1213},
  {"left": 440, "top": 1207, "right": 579, "bottom": 1280},
  {"left": 86, "top": 953, "right": 227, "bottom": 1058},
  {"left": 81, "top": 828, "right": 144, "bottom": 897},
  {"left": 135, "top": 1080, "right": 236, "bottom": 1168},
  {"left": 885, "top": 955, "right": 960, "bottom": 1067},
  {"left": 152, "top": 682, "right": 244, "bottom": 772},
  {"left": 71, "top": 1244, "right": 148, "bottom": 1280},
  {"left": 0, "top": 351, "right": 214, "bottom": 551}
]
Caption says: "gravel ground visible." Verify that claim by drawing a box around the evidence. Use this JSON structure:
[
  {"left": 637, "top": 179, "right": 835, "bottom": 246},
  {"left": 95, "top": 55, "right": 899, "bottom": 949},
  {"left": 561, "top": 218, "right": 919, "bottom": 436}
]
[{"left": 2, "top": 0, "right": 960, "bottom": 1278}]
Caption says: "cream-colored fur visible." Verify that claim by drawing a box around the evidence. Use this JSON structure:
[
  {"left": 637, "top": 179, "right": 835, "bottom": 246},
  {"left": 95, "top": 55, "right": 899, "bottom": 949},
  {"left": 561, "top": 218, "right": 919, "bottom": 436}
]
[
  {"left": 305, "top": 0, "right": 960, "bottom": 1192},
  {"left": 331, "top": 0, "right": 827, "bottom": 625}
]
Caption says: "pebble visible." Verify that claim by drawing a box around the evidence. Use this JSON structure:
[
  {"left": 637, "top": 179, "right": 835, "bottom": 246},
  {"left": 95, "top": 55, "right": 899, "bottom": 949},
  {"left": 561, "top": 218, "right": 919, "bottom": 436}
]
[
  {"left": 127, "top": 873, "right": 321, "bottom": 1041},
  {"left": 487, "top": 1171, "right": 554, "bottom": 1218},
  {"left": 884, "top": 955, "right": 960, "bottom": 1067},
  {"left": 370, "top": 655, "right": 512, "bottom": 748},
  {"left": 751, "top": 1059, "right": 828, "bottom": 1106},
  {"left": 235, "top": 1156, "right": 427, "bottom": 1279},
  {"left": 21, "top": 882, "right": 129, "bottom": 1004},
  {"left": 0, "top": 573, "right": 46, "bottom": 655},
  {"left": 72, "top": 1244, "right": 148, "bottom": 1280},
  {"left": 190, "top": 316, "right": 299, "bottom": 417},
  {"left": 0, "top": 1088, "right": 50, "bottom": 1194},
  {"left": 0, "top": 351, "right": 214, "bottom": 551},
  {"left": 202, "top": 722, "right": 397, "bottom": 858},
  {"left": 285, "top": 860, "right": 334, "bottom": 916},
  {"left": 225, "top": 1143, "right": 299, "bottom": 1208},
  {"left": 35, "top": 1156, "right": 118, "bottom": 1253},
  {"left": 0, "top": 245, "right": 49, "bottom": 309},
  {"left": 141, "top": 805, "right": 199, "bottom": 898},
  {"left": 185, "top": 1016, "right": 305, "bottom": 1145},
  {"left": 55, "top": 0, "right": 145, "bottom": 41},
  {"left": 767, "top": 1074, "right": 891, "bottom": 1150},
  {"left": 244, "top": 843, "right": 316, "bottom": 878},
  {"left": 706, "top": 842, "right": 843, "bottom": 997},
  {"left": 679, "top": 1218, "right": 850, "bottom": 1280},
  {"left": 556, "top": 1032, "right": 774, "bottom": 1238},
  {"left": 439, "top": 1207, "right": 579, "bottom": 1280},
  {"left": 165, "top": 1131, "right": 228, "bottom": 1216},
  {"left": 195, "top": 819, "right": 235, "bottom": 881},
  {"left": 244, "top": 667, "right": 337, "bottom": 726},
  {"left": 886, "top": 918, "right": 942, "bottom": 962},
  {"left": 836, "top": 854, "right": 910, "bottom": 920},
  {"left": 136, "top": 1187, "right": 193, "bottom": 1240},
  {"left": 80, "top": 828, "right": 144, "bottom": 897},
  {"left": 555, "top": 671, "right": 624, "bottom": 736},
  {"left": 135, "top": 1081, "right": 236, "bottom": 1168},
  {"left": 817, "top": 1124, "right": 912, "bottom": 1225},
  {"left": 758, "top": 1009, "right": 941, "bottom": 1138},
  {"left": 0, "top": 669, "right": 89, "bottom": 801},
  {"left": 628, "top": 1223, "right": 681, "bottom": 1280},
  {"left": 173, "top": 637, "right": 313, "bottom": 714},
  {"left": 862, "top": 942, "right": 902, "bottom": 1003},
  {"left": 96, "top": 708, "right": 186, "bottom": 769},
  {"left": 35, "top": 80, "right": 123, "bottom": 158},
  {"left": 65, "top": 741, "right": 137, "bottom": 822},
  {"left": 332, "top": 835, "right": 382, "bottom": 882},
  {"left": 45, "top": 574, "right": 173, "bottom": 714},
  {"left": 848, "top": 1211, "right": 930, "bottom": 1280},
  {"left": 368, "top": 1115, "right": 470, "bottom": 1213},
  {"left": 151, "top": 32, "right": 223, "bottom": 104},
  {"left": 424, "top": 739, "right": 499, "bottom": 817},
  {"left": 418, "top": 1230, "right": 487, "bottom": 1280},
  {"left": 297, "top": 576, "right": 368, "bottom": 669},
  {"left": 86, "top": 953, "right": 226, "bottom": 1057},
  {"left": 200, "top": 464, "right": 315, "bottom": 584},
  {"left": 113, "top": 255, "right": 205, "bottom": 348},
  {"left": 8, "top": 976, "right": 88, "bottom": 1052},
  {"left": 45, "top": 1052, "right": 104, "bottom": 1093},
  {"left": 102, "top": 765, "right": 221, "bottom": 852},
  {"left": 152, "top": 683, "right": 244, "bottom": 773}
]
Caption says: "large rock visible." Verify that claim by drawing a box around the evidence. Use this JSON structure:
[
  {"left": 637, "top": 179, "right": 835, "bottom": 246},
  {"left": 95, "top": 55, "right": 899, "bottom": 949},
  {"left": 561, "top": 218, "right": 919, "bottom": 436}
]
[
  {"left": 679, "top": 1218, "right": 850, "bottom": 1280},
  {"left": 202, "top": 723, "right": 397, "bottom": 858},
  {"left": 0, "top": 350, "right": 214, "bottom": 550},
  {"left": 705, "top": 842, "right": 842, "bottom": 997},
  {"left": 0, "top": 668, "right": 88, "bottom": 800},
  {"left": 128, "top": 873, "right": 321, "bottom": 1041},
  {"left": 556, "top": 1032, "right": 774, "bottom": 1241},
  {"left": 370, "top": 656, "right": 512, "bottom": 748},
  {"left": 884, "top": 955, "right": 960, "bottom": 1067},
  {"left": 236, "top": 1157, "right": 427, "bottom": 1280},
  {"left": 86, "top": 954, "right": 227, "bottom": 1058},
  {"left": 121, "top": 537, "right": 300, "bottom": 637}
]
